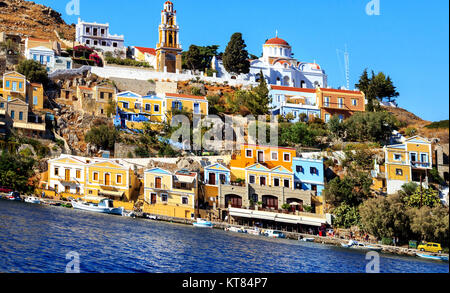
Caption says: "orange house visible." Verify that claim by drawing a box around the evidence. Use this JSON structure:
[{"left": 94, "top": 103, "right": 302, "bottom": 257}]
[
  {"left": 316, "top": 88, "right": 365, "bottom": 122},
  {"left": 230, "top": 144, "right": 297, "bottom": 180}
]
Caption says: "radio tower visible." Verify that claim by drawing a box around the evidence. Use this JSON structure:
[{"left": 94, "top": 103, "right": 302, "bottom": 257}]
[{"left": 336, "top": 45, "right": 350, "bottom": 90}]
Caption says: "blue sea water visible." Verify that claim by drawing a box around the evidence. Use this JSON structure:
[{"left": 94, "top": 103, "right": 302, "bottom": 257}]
[{"left": 0, "top": 200, "right": 448, "bottom": 273}]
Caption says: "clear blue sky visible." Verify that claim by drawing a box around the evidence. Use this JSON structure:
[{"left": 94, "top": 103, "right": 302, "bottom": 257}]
[{"left": 36, "top": 0, "right": 449, "bottom": 122}]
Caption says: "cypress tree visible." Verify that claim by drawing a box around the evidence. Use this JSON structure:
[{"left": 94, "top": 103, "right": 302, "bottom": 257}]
[{"left": 222, "top": 32, "right": 250, "bottom": 75}]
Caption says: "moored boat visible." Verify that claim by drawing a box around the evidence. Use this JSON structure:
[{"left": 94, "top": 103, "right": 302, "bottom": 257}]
[
  {"left": 225, "top": 226, "right": 246, "bottom": 233},
  {"left": 264, "top": 230, "right": 286, "bottom": 239},
  {"left": 193, "top": 218, "right": 213, "bottom": 228},
  {"left": 341, "top": 240, "right": 382, "bottom": 252},
  {"left": 299, "top": 236, "right": 315, "bottom": 242},
  {"left": 71, "top": 199, "right": 124, "bottom": 215},
  {"left": 246, "top": 227, "right": 261, "bottom": 236},
  {"left": 416, "top": 253, "right": 449, "bottom": 262},
  {"left": 24, "top": 196, "right": 41, "bottom": 204}
]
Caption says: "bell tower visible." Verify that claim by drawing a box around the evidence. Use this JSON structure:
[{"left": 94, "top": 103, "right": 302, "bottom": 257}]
[{"left": 156, "top": 1, "right": 182, "bottom": 73}]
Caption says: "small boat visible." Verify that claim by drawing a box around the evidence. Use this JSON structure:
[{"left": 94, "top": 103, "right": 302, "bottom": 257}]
[
  {"left": 299, "top": 236, "right": 315, "bottom": 242},
  {"left": 264, "top": 230, "right": 286, "bottom": 239},
  {"left": 416, "top": 253, "right": 449, "bottom": 262},
  {"left": 193, "top": 218, "right": 213, "bottom": 228},
  {"left": 71, "top": 199, "right": 124, "bottom": 215},
  {"left": 5, "top": 192, "right": 21, "bottom": 201},
  {"left": 341, "top": 240, "right": 382, "bottom": 252},
  {"left": 144, "top": 214, "right": 159, "bottom": 220},
  {"left": 246, "top": 227, "right": 261, "bottom": 236},
  {"left": 225, "top": 226, "right": 247, "bottom": 233},
  {"left": 24, "top": 196, "right": 41, "bottom": 204},
  {"left": 60, "top": 202, "right": 72, "bottom": 208},
  {"left": 122, "top": 210, "right": 137, "bottom": 218}
]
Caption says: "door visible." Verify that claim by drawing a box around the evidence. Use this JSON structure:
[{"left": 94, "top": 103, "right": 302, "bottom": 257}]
[
  {"left": 105, "top": 174, "right": 110, "bottom": 186},
  {"left": 260, "top": 176, "right": 266, "bottom": 186},
  {"left": 208, "top": 173, "right": 216, "bottom": 185},
  {"left": 12, "top": 82, "right": 17, "bottom": 92},
  {"left": 219, "top": 174, "right": 226, "bottom": 184},
  {"left": 151, "top": 193, "right": 157, "bottom": 204},
  {"left": 65, "top": 169, "right": 70, "bottom": 181},
  {"left": 194, "top": 103, "right": 200, "bottom": 114},
  {"left": 258, "top": 151, "right": 264, "bottom": 163},
  {"left": 155, "top": 177, "right": 162, "bottom": 189}
]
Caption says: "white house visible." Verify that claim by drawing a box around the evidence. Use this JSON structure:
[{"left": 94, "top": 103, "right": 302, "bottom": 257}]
[
  {"left": 214, "top": 35, "right": 327, "bottom": 89},
  {"left": 26, "top": 46, "right": 55, "bottom": 71},
  {"left": 75, "top": 18, "right": 125, "bottom": 53}
]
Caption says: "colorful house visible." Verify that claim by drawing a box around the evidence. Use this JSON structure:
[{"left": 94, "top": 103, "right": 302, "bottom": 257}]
[
  {"left": 372, "top": 136, "right": 433, "bottom": 194},
  {"left": 316, "top": 88, "right": 365, "bottom": 122},
  {"left": 132, "top": 46, "right": 157, "bottom": 68},
  {"left": 85, "top": 159, "right": 140, "bottom": 202},
  {"left": 46, "top": 155, "right": 89, "bottom": 195},
  {"left": 292, "top": 157, "right": 325, "bottom": 195},
  {"left": 230, "top": 144, "right": 297, "bottom": 181},
  {"left": 143, "top": 168, "right": 198, "bottom": 219},
  {"left": 164, "top": 93, "right": 208, "bottom": 119},
  {"left": 269, "top": 85, "right": 321, "bottom": 122},
  {"left": 203, "top": 162, "right": 231, "bottom": 208}
]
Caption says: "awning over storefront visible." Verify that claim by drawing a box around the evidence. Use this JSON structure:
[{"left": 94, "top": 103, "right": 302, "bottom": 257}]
[
  {"left": 229, "top": 208, "right": 327, "bottom": 227},
  {"left": 99, "top": 190, "right": 124, "bottom": 198}
]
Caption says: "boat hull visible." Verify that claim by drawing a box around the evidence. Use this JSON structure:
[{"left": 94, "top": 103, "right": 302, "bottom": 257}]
[
  {"left": 71, "top": 201, "right": 124, "bottom": 215},
  {"left": 193, "top": 223, "right": 213, "bottom": 228}
]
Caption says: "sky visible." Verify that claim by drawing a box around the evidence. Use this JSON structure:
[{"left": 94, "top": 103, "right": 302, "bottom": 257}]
[{"left": 35, "top": 0, "right": 449, "bottom": 122}]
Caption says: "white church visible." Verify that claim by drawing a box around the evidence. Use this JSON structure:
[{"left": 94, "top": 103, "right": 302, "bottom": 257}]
[{"left": 213, "top": 35, "right": 327, "bottom": 89}]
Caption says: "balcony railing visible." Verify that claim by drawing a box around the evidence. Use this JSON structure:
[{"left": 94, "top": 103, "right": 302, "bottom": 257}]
[
  {"left": 322, "top": 102, "right": 349, "bottom": 110},
  {"left": 411, "top": 161, "right": 430, "bottom": 168},
  {"left": 146, "top": 182, "right": 170, "bottom": 190}
]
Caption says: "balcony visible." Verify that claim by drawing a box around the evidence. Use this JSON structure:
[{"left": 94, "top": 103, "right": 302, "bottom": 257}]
[
  {"left": 146, "top": 182, "right": 170, "bottom": 190},
  {"left": 58, "top": 177, "right": 80, "bottom": 184},
  {"left": 411, "top": 161, "right": 431, "bottom": 169},
  {"left": 321, "top": 102, "right": 349, "bottom": 110}
]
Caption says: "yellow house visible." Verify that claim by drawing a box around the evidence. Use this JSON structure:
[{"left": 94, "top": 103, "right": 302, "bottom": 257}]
[
  {"left": 164, "top": 93, "right": 208, "bottom": 120},
  {"left": 116, "top": 91, "right": 142, "bottom": 114},
  {"left": 46, "top": 155, "right": 89, "bottom": 195},
  {"left": 372, "top": 136, "right": 432, "bottom": 194},
  {"left": 0, "top": 72, "right": 45, "bottom": 111},
  {"left": 143, "top": 168, "right": 198, "bottom": 219},
  {"left": 245, "top": 163, "right": 295, "bottom": 189},
  {"left": 75, "top": 85, "right": 116, "bottom": 117},
  {"left": 141, "top": 95, "right": 164, "bottom": 123},
  {"left": 85, "top": 160, "right": 140, "bottom": 202}
]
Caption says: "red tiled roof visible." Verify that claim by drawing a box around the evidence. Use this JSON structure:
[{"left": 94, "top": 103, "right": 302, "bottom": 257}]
[
  {"left": 166, "top": 93, "right": 207, "bottom": 100},
  {"left": 78, "top": 86, "right": 93, "bottom": 91},
  {"left": 271, "top": 85, "right": 317, "bottom": 93},
  {"left": 135, "top": 46, "right": 156, "bottom": 56},
  {"left": 265, "top": 37, "right": 290, "bottom": 46},
  {"left": 319, "top": 88, "right": 363, "bottom": 95}
]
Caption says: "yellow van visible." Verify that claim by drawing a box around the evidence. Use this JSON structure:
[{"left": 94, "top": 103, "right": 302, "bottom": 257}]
[{"left": 417, "top": 242, "right": 443, "bottom": 254}]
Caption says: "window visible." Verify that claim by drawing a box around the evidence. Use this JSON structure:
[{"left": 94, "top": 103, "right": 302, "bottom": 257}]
[
  {"left": 47, "top": 56, "right": 50, "bottom": 63},
  {"left": 101, "top": 41, "right": 107, "bottom": 46},
  {"left": 284, "top": 179, "right": 290, "bottom": 188},
  {"left": 55, "top": 167, "right": 59, "bottom": 176},
  {"left": 245, "top": 149, "right": 253, "bottom": 158},
  {"left": 271, "top": 151, "right": 278, "bottom": 161},
  {"left": 116, "top": 175, "right": 122, "bottom": 184},
  {"left": 249, "top": 175, "right": 255, "bottom": 184},
  {"left": 76, "top": 187, "right": 80, "bottom": 194},
  {"left": 310, "top": 167, "right": 318, "bottom": 175},
  {"left": 394, "top": 154, "right": 402, "bottom": 161},
  {"left": 396, "top": 169, "right": 403, "bottom": 176},
  {"left": 19, "top": 82, "right": 22, "bottom": 89},
  {"left": 420, "top": 153, "right": 428, "bottom": 163},
  {"left": 283, "top": 153, "right": 291, "bottom": 162},
  {"left": 0, "top": 102, "right": 4, "bottom": 108},
  {"left": 101, "top": 29, "right": 105, "bottom": 35},
  {"left": 94, "top": 40, "right": 98, "bottom": 46},
  {"left": 6, "top": 81, "right": 10, "bottom": 88},
  {"left": 325, "top": 114, "right": 330, "bottom": 123},
  {"left": 296, "top": 165, "right": 304, "bottom": 173},
  {"left": 86, "top": 40, "right": 90, "bottom": 45},
  {"left": 122, "top": 102, "right": 129, "bottom": 109},
  {"left": 93, "top": 172, "right": 99, "bottom": 181},
  {"left": 145, "top": 104, "right": 151, "bottom": 111},
  {"left": 76, "top": 170, "right": 81, "bottom": 179},
  {"left": 100, "top": 109, "right": 104, "bottom": 114},
  {"left": 194, "top": 103, "right": 200, "bottom": 114},
  {"left": 10, "top": 110, "right": 14, "bottom": 119},
  {"left": 113, "top": 42, "right": 118, "bottom": 48},
  {"left": 410, "top": 153, "right": 417, "bottom": 163},
  {"left": 65, "top": 186, "right": 70, "bottom": 193},
  {"left": 274, "top": 178, "right": 280, "bottom": 187},
  {"left": 19, "top": 112, "right": 23, "bottom": 120},
  {"left": 33, "top": 96, "right": 38, "bottom": 105},
  {"left": 352, "top": 99, "right": 357, "bottom": 106},
  {"left": 100, "top": 92, "right": 105, "bottom": 99},
  {"left": 338, "top": 98, "right": 344, "bottom": 108},
  {"left": 182, "top": 197, "right": 189, "bottom": 205},
  {"left": 161, "top": 194, "right": 168, "bottom": 202},
  {"left": 154, "top": 104, "right": 160, "bottom": 112},
  {"left": 86, "top": 27, "right": 90, "bottom": 34},
  {"left": 324, "top": 96, "right": 330, "bottom": 107}
]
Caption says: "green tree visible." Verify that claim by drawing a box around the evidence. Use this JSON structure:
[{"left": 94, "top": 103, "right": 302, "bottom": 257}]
[
  {"left": 332, "top": 203, "right": 361, "bottom": 228},
  {"left": 355, "top": 69, "right": 399, "bottom": 111},
  {"left": 222, "top": 33, "right": 250, "bottom": 74},
  {"left": 324, "top": 172, "right": 372, "bottom": 207},
  {"left": 182, "top": 45, "right": 219, "bottom": 71},
  {"left": 106, "top": 98, "right": 117, "bottom": 118},
  {"left": 343, "top": 111, "right": 398, "bottom": 143},
  {"left": 404, "top": 187, "right": 440, "bottom": 208},
  {"left": 359, "top": 193, "right": 412, "bottom": 241},
  {"left": 328, "top": 115, "right": 345, "bottom": 138},
  {"left": 85, "top": 124, "right": 120, "bottom": 150},
  {"left": 280, "top": 122, "right": 317, "bottom": 147},
  {"left": 0, "top": 151, "right": 36, "bottom": 193},
  {"left": 408, "top": 205, "right": 449, "bottom": 245},
  {"left": 17, "top": 59, "right": 49, "bottom": 85}
]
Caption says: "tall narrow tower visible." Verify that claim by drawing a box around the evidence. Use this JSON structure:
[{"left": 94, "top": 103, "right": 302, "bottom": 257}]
[{"left": 156, "top": 1, "right": 182, "bottom": 73}]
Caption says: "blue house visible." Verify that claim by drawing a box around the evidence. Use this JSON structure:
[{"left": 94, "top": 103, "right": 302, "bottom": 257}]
[
  {"left": 204, "top": 163, "right": 231, "bottom": 186},
  {"left": 269, "top": 85, "right": 321, "bottom": 122},
  {"left": 292, "top": 157, "right": 325, "bottom": 196}
]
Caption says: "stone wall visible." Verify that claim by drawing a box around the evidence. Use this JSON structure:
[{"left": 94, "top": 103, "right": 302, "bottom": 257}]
[{"left": 114, "top": 142, "right": 138, "bottom": 158}]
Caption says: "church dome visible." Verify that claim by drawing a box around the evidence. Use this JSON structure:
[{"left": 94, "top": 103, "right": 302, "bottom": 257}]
[{"left": 265, "top": 37, "right": 290, "bottom": 46}]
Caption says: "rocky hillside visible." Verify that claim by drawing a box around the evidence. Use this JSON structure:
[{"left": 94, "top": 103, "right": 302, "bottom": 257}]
[
  {"left": 385, "top": 106, "right": 449, "bottom": 144},
  {"left": 0, "top": 0, "right": 75, "bottom": 41}
]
